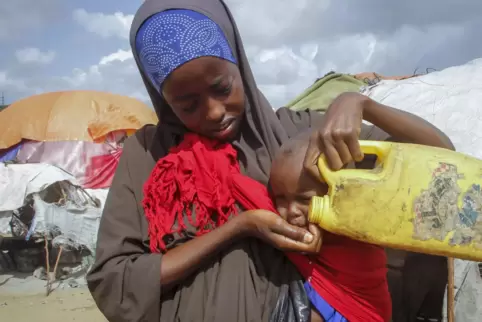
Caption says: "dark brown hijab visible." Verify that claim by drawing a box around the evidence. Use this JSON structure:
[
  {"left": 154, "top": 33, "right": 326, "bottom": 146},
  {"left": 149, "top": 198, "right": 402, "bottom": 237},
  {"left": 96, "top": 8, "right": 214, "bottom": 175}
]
[{"left": 87, "top": 1, "right": 324, "bottom": 321}]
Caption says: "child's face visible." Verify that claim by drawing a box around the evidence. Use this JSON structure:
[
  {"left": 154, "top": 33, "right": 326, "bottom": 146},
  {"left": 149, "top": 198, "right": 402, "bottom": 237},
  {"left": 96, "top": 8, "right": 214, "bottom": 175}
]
[{"left": 270, "top": 153, "right": 328, "bottom": 228}]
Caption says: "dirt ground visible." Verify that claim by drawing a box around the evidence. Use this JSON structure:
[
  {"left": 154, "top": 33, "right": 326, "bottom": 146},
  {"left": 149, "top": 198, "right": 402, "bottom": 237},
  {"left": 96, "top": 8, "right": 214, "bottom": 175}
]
[
  {"left": 0, "top": 289, "right": 106, "bottom": 322},
  {"left": 0, "top": 273, "right": 106, "bottom": 322}
]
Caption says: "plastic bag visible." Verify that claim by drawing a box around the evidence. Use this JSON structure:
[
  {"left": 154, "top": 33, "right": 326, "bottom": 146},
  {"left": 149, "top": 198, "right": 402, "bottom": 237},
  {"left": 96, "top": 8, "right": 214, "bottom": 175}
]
[{"left": 270, "top": 279, "right": 311, "bottom": 322}]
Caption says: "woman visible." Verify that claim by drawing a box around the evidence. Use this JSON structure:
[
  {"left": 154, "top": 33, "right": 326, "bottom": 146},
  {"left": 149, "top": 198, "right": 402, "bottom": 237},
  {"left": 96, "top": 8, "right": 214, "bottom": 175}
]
[{"left": 87, "top": 1, "right": 454, "bottom": 321}]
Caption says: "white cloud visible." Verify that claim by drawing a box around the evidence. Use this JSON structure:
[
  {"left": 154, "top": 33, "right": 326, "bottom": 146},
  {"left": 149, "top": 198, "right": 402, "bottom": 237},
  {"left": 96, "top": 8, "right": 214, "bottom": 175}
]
[
  {"left": 99, "top": 49, "right": 133, "bottom": 65},
  {"left": 0, "top": 70, "right": 27, "bottom": 93},
  {"left": 15, "top": 48, "right": 56, "bottom": 65},
  {"left": 243, "top": 23, "right": 469, "bottom": 108},
  {"left": 228, "top": 0, "right": 331, "bottom": 46},
  {"left": 3, "top": 1, "right": 482, "bottom": 109},
  {"left": 57, "top": 49, "right": 148, "bottom": 103},
  {"left": 73, "top": 9, "right": 133, "bottom": 39},
  {"left": 0, "top": 49, "right": 147, "bottom": 105}
]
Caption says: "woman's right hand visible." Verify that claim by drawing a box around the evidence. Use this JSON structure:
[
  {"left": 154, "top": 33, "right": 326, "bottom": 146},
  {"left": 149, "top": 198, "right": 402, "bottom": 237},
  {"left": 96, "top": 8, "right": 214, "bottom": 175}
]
[{"left": 237, "top": 209, "right": 322, "bottom": 254}]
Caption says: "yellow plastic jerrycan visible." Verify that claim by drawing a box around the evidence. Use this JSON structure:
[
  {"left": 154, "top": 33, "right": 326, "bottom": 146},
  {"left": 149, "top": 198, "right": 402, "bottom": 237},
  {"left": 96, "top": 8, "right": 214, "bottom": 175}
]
[{"left": 308, "top": 140, "right": 482, "bottom": 261}]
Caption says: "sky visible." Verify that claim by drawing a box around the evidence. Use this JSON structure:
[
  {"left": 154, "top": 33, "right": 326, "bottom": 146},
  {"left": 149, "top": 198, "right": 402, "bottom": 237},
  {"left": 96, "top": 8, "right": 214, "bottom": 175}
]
[{"left": 1, "top": 0, "right": 482, "bottom": 108}]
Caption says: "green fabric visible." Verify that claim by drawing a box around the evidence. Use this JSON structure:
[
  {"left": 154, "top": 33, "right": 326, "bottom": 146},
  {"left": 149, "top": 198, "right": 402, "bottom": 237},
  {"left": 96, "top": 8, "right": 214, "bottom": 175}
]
[{"left": 286, "top": 73, "right": 365, "bottom": 112}]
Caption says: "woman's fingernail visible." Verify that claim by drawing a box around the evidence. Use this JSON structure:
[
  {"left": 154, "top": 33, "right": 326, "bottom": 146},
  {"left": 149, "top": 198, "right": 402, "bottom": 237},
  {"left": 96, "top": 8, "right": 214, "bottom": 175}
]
[{"left": 303, "top": 233, "right": 314, "bottom": 243}]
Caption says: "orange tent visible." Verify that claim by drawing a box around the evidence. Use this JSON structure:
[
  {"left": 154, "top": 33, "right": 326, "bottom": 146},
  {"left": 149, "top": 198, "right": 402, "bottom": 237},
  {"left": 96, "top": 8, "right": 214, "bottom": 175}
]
[{"left": 0, "top": 90, "right": 158, "bottom": 149}]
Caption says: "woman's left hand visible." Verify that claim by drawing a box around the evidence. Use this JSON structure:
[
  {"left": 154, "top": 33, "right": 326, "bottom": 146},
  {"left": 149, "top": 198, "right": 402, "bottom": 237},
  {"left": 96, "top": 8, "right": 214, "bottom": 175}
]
[{"left": 303, "top": 92, "right": 368, "bottom": 177}]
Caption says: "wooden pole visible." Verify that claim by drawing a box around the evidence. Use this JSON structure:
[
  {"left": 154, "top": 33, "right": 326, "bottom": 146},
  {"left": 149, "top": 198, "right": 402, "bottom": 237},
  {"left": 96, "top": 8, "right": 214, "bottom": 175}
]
[
  {"left": 447, "top": 257, "right": 455, "bottom": 322},
  {"left": 52, "top": 247, "right": 63, "bottom": 282},
  {"left": 44, "top": 235, "right": 50, "bottom": 296}
]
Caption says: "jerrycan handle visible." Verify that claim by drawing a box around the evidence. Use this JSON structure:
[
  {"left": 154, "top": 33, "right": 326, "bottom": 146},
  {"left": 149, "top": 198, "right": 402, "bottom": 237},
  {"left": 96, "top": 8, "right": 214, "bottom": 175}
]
[{"left": 317, "top": 140, "right": 391, "bottom": 185}]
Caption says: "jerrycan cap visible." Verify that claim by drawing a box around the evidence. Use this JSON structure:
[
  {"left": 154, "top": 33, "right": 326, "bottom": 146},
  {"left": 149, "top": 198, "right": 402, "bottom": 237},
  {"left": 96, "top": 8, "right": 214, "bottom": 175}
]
[{"left": 308, "top": 195, "right": 330, "bottom": 224}]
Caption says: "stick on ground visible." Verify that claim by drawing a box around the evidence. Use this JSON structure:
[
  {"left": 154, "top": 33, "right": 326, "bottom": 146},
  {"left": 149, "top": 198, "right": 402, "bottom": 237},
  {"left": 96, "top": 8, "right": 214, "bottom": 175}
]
[
  {"left": 52, "top": 246, "right": 63, "bottom": 283},
  {"left": 44, "top": 235, "right": 50, "bottom": 296}
]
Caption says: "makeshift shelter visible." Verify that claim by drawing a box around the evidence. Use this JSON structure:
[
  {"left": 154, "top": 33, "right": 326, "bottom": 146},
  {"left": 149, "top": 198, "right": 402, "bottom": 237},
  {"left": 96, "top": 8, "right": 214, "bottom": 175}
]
[
  {"left": 0, "top": 91, "right": 157, "bottom": 293},
  {"left": 286, "top": 59, "right": 482, "bottom": 322},
  {"left": 0, "top": 91, "right": 158, "bottom": 189},
  {"left": 286, "top": 71, "right": 416, "bottom": 112},
  {"left": 0, "top": 90, "right": 157, "bottom": 149}
]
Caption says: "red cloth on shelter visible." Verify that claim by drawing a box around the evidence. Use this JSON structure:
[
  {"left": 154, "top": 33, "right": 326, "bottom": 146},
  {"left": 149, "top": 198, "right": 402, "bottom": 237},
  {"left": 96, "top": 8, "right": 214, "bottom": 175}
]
[{"left": 83, "top": 148, "right": 121, "bottom": 189}]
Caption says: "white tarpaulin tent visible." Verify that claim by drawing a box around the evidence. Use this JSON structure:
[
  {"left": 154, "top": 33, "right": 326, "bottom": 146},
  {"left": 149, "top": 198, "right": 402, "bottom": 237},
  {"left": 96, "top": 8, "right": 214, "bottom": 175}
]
[
  {"left": 362, "top": 58, "right": 482, "bottom": 160},
  {"left": 0, "top": 163, "right": 107, "bottom": 252},
  {"left": 0, "top": 163, "right": 77, "bottom": 212},
  {"left": 363, "top": 58, "right": 482, "bottom": 322}
]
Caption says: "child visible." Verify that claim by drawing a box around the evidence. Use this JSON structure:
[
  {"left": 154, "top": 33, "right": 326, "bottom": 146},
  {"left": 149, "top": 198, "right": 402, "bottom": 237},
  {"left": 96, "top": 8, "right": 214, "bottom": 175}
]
[{"left": 269, "top": 132, "right": 391, "bottom": 322}]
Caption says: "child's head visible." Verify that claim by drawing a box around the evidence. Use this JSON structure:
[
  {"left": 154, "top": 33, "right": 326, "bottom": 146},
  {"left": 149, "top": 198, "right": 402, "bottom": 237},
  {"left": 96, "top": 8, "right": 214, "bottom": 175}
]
[{"left": 270, "top": 131, "right": 328, "bottom": 229}]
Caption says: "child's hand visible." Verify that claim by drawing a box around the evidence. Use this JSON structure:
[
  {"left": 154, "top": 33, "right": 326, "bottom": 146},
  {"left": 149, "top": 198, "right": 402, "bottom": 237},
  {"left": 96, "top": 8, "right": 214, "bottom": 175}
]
[{"left": 237, "top": 209, "right": 322, "bottom": 253}]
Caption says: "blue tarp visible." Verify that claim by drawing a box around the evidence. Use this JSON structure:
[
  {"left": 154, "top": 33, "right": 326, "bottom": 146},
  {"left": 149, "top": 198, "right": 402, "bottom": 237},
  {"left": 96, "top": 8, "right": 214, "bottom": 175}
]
[{"left": 0, "top": 143, "right": 22, "bottom": 162}]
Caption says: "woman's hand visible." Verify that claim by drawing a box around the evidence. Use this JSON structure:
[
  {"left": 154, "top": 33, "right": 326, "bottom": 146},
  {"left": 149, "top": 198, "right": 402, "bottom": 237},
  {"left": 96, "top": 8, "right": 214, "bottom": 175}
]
[
  {"left": 303, "top": 91, "right": 455, "bottom": 179},
  {"left": 303, "top": 92, "right": 368, "bottom": 177},
  {"left": 238, "top": 209, "right": 322, "bottom": 254}
]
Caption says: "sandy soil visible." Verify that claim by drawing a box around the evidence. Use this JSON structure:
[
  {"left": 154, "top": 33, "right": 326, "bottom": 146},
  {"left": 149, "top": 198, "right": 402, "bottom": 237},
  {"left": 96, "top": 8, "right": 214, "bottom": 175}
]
[
  {"left": 0, "top": 273, "right": 106, "bottom": 322},
  {"left": 0, "top": 289, "right": 106, "bottom": 322}
]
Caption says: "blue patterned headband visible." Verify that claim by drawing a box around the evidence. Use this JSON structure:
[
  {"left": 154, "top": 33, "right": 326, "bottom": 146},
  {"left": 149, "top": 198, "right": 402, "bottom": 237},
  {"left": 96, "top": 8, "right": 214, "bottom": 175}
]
[{"left": 135, "top": 9, "right": 237, "bottom": 91}]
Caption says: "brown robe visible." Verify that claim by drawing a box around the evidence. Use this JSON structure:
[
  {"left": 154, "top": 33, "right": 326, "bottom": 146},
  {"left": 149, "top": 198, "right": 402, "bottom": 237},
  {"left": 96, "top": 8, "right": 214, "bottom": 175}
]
[{"left": 86, "top": 116, "right": 392, "bottom": 322}]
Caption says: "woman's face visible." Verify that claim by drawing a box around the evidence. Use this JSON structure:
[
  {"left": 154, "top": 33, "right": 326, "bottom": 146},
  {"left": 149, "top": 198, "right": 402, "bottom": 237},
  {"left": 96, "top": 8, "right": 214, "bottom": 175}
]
[{"left": 162, "top": 56, "right": 245, "bottom": 141}]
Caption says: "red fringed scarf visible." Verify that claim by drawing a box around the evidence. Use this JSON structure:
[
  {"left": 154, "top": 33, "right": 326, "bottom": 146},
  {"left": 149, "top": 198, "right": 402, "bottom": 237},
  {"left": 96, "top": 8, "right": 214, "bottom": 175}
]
[
  {"left": 142, "top": 133, "right": 275, "bottom": 253},
  {"left": 142, "top": 133, "right": 391, "bottom": 322}
]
